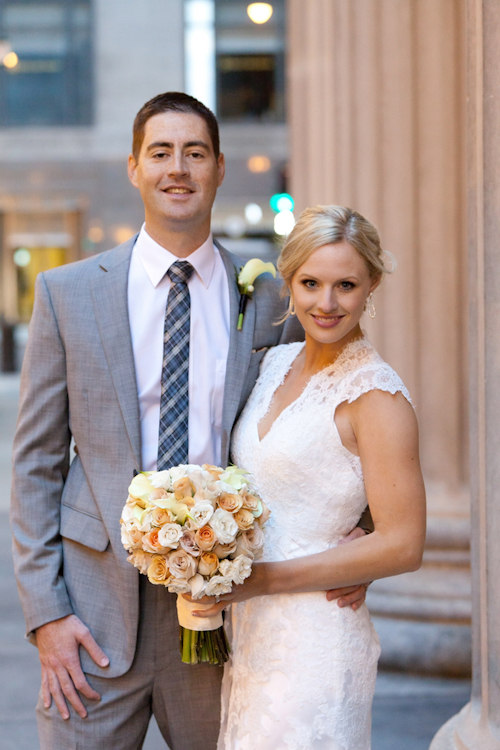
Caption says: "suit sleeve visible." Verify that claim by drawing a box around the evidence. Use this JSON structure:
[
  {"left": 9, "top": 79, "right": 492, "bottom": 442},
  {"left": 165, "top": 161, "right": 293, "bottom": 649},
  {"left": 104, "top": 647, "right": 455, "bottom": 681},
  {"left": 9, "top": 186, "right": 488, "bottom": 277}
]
[{"left": 10, "top": 272, "right": 74, "bottom": 641}]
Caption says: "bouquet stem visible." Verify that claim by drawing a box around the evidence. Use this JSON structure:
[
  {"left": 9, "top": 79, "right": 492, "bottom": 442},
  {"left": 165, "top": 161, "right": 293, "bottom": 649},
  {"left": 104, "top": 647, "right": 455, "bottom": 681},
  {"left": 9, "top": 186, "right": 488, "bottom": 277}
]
[{"left": 179, "top": 625, "right": 230, "bottom": 665}]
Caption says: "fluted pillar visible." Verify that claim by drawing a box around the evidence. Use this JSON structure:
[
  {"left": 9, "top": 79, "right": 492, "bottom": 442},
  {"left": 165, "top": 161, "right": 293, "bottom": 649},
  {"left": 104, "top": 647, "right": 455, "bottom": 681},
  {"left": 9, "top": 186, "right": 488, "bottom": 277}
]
[
  {"left": 287, "top": 0, "right": 470, "bottom": 675},
  {"left": 430, "top": 0, "right": 500, "bottom": 746}
]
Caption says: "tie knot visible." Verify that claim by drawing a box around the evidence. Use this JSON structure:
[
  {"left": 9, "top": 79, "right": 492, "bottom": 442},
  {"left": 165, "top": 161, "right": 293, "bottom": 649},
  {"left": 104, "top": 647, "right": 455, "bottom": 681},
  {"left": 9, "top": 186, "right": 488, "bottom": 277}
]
[{"left": 168, "top": 260, "right": 194, "bottom": 285}]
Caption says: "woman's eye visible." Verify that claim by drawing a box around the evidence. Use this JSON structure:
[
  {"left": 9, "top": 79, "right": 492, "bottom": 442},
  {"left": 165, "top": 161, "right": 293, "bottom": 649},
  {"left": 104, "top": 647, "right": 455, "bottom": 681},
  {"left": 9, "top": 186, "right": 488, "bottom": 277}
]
[
  {"left": 302, "top": 279, "right": 317, "bottom": 289},
  {"left": 339, "top": 281, "right": 355, "bottom": 290}
]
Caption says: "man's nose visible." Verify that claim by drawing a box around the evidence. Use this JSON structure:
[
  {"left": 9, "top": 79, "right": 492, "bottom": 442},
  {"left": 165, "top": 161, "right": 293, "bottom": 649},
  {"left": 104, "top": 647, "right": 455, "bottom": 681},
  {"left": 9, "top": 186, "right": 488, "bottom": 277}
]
[{"left": 168, "top": 151, "right": 189, "bottom": 177}]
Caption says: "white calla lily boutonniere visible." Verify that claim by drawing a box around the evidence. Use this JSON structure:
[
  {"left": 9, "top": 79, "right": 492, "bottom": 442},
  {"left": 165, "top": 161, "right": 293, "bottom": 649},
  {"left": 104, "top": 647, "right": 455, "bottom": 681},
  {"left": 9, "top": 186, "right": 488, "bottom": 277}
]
[{"left": 236, "top": 258, "right": 276, "bottom": 330}]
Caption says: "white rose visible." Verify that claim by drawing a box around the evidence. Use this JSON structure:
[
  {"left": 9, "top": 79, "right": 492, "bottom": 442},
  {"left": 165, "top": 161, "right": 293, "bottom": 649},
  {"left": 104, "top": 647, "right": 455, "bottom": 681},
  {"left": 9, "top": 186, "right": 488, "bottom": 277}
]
[
  {"left": 121, "top": 524, "right": 143, "bottom": 551},
  {"left": 168, "top": 466, "right": 189, "bottom": 483},
  {"left": 157, "top": 523, "right": 183, "bottom": 550},
  {"left": 213, "top": 540, "right": 237, "bottom": 559},
  {"left": 189, "top": 573, "right": 207, "bottom": 599},
  {"left": 210, "top": 508, "right": 238, "bottom": 544},
  {"left": 191, "top": 501, "right": 214, "bottom": 528},
  {"left": 204, "top": 575, "right": 233, "bottom": 597},
  {"left": 230, "top": 555, "right": 253, "bottom": 585},
  {"left": 150, "top": 470, "right": 172, "bottom": 490},
  {"left": 167, "top": 579, "right": 191, "bottom": 594},
  {"left": 127, "top": 550, "right": 154, "bottom": 574}
]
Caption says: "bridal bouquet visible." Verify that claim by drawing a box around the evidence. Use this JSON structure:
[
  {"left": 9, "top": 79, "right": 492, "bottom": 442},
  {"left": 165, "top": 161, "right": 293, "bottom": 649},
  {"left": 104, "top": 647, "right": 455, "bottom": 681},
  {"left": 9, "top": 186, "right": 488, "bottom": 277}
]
[{"left": 120, "top": 463, "right": 269, "bottom": 665}]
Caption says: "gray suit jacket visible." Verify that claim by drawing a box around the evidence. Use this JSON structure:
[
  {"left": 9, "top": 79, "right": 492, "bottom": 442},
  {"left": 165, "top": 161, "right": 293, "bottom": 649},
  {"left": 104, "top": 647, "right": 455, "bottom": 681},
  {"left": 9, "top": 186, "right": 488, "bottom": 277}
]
[{"left": 10, "top": 236, "right": 303, "bottom": 677}]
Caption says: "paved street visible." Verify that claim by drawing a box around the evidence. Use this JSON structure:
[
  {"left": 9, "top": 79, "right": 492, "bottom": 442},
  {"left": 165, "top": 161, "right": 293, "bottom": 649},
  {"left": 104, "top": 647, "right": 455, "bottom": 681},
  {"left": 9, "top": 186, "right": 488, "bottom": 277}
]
[{"left": 1, "top": 374, "right": 471, "bottom": 749}]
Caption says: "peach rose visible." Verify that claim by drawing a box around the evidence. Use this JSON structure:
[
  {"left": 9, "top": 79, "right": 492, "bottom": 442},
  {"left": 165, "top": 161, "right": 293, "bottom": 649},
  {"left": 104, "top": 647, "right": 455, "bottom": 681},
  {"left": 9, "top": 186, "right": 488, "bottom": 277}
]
[
  {"left": 197, "top": 552, "right": 219, "bottom": 576},
  {"left": 173, "top": 477, "right": 194, "bottom": 501},
  {"left": 142, "top": 528, "right": 170, "bottom": 553},
  {"left": 233, "top": 508, "right": 255, "bottom": 531},
  {"left": 195, "top": 525, "right": 217, "bottom": 551},
  {"left": 202, "top": 464, "right": 223, "bottom": 480},
  {"left": 241, "top": 491, "right": 262, "bottom": 516},
  {"left": 218, "top": 492, "right": 243, "bottom": 514},
  {"left": 150, "top": 507, "right": 174, "bottom": 527},
  {"left": 257, "top": 500, "right": 271, "bottom": 526},
  {"left": 147, "top": 555, "right": 172, "bottom": 585}
]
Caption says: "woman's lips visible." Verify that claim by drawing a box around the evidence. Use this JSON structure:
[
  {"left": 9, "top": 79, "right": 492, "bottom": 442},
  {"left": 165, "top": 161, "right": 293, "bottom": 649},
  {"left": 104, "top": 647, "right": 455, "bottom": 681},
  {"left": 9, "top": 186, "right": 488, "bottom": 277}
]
[{"left": 311, "top": 314, "right": 344, "bottom": 328}]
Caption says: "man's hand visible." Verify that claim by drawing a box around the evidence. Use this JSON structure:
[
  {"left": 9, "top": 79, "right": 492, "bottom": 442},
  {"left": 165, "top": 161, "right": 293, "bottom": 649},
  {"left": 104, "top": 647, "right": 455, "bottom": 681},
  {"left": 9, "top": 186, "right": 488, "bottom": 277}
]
[
  {"left": 326, "top": 527, "right": 370, "bottom": 609},
  {"left": 36, "top": 614, "right": 109, "bottom": 720}
]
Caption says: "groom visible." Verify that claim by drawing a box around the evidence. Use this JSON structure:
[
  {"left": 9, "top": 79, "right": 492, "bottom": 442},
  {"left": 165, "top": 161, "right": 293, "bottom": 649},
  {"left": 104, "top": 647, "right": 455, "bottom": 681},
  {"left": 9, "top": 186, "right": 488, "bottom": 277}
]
[{"left": 11, "top": 92, "right": 367, "bottom": 749}]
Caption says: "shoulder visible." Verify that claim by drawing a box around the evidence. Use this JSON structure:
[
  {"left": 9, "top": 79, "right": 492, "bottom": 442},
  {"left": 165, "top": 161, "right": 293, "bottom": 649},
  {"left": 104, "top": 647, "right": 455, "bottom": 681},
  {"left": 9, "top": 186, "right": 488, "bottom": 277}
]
[
  {"left": 41, "top": 237, "right": 136, "bottom": 290},
  {"left": 335, "top": 339, "right": 413, "bottom": 407},
  {"left": 216, "top": 239, "right": 283, "bottom": 301}
]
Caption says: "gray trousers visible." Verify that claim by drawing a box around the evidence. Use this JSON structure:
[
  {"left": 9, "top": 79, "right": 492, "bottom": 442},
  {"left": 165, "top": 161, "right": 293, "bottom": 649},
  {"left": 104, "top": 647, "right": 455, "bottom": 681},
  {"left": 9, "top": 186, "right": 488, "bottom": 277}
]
[{"left": 36, "top": 576, "right": 223, "bottom": 750}]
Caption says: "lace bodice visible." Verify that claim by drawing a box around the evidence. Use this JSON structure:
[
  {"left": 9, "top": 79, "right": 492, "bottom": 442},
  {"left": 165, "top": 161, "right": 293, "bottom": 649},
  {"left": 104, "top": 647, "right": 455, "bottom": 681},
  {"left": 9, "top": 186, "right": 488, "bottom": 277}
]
[
  {"left": 218, "top": 338, "right": 411, "bottom": 750},
  {"left": 231, "top": 337, "right": 411, "bottom": 562}
]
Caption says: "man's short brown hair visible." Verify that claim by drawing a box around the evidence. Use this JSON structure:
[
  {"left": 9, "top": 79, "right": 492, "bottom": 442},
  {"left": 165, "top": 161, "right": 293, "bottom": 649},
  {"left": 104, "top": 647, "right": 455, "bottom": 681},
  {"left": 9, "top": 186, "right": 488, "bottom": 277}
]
[{"left": 132, "top": 92, "right": 220, "bottom": 160}]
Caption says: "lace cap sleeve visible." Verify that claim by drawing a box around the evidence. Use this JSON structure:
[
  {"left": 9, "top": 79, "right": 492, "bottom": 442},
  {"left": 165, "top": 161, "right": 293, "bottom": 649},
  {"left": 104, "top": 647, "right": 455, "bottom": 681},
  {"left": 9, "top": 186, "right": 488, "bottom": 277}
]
[{"left": 336, "top": 362, "right": 412, "bottom": 407}]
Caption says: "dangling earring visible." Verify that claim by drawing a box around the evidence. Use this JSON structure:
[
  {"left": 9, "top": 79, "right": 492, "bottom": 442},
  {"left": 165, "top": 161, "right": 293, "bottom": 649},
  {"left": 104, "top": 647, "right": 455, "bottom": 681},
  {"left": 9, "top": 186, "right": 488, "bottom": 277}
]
[
  {"left": 365, "top": 293, "right": 376, "bottom": 319},
  {"left": 288, "top": 295, "right": 296, "bottom": 316}
]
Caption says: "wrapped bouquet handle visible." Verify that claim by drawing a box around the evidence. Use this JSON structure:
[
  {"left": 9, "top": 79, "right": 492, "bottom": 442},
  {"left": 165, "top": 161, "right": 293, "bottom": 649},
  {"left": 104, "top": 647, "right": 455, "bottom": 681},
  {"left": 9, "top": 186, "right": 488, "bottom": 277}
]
[{"left": 176, "top": 595, "right": 229, "bottom": 665}]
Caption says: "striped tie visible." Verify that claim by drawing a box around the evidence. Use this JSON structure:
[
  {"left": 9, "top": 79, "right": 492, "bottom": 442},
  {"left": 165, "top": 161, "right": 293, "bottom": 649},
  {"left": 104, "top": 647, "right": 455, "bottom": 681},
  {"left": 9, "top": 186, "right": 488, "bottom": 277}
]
[{"left": 157, "top": 260, "right": 194, "bottom": 470}]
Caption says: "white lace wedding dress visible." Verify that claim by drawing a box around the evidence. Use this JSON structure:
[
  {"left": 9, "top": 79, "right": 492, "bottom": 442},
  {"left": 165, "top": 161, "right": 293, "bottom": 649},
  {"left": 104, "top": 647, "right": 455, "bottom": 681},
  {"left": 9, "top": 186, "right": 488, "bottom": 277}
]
[{"left": 217, "top": 338, "right": 412, "bottom": 750}]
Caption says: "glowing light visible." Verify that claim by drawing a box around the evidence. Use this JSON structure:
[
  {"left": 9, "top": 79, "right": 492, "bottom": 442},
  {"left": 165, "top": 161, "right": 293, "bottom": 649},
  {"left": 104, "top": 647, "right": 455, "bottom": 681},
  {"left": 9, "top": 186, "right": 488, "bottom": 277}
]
[
  {"left": 3, "top": 51, "right": 18, "bottom": 68},
  {"left": 245, "top": 203, "right": 263, "bottom": 225},
  {"left": 274, "top": 210, "right": 295, "bottom": 236},
  {"left": 247, "top": 3, "right": 273, "bottom": 24},
  {"left": 88, "top": 225, "right": 104, "bottom": 243},
  {"left": 13, "top": 248, "right": 31, "bottom": 267},
  {"left": 247, "top": 155, "right": 271, "bottom": 173},
  {"left": 224, "top": 215, "right": 246, "bottom": 238},
  {"left": 113, "top": 226, "right": 136, "bottom": 244},
  {"left": 270, "top": 192, "right": 294, "bottom": 213}
]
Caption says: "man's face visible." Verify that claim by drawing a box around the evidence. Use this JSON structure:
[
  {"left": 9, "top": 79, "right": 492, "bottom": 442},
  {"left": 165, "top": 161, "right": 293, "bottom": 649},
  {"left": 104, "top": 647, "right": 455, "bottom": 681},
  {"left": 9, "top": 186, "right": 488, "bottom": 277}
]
[{"left": 128, "top": 111, "right": 225, "bottom": 231}]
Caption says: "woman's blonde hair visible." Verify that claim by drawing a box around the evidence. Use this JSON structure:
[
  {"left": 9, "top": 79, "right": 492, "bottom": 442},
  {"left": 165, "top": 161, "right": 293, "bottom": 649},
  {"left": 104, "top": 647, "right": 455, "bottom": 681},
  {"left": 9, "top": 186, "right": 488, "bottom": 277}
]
[{"left": 278, "top": 205, "right": 393, "bottom": 294}]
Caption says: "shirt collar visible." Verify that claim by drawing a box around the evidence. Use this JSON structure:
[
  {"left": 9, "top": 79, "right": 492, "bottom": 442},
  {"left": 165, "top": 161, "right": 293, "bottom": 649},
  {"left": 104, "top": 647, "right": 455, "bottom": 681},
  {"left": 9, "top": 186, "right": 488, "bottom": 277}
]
[{"left": 134, "top": 224, "right": 216, "bottom": 289}]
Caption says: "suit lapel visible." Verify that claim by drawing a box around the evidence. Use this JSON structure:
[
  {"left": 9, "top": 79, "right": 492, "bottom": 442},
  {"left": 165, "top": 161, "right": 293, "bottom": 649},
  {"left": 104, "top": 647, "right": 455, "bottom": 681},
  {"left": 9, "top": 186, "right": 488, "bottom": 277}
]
[
  {"left": 91, "top": 238, "right": 142, "bottom": 469},
  {"left": 217, "top": 242, "right": 255, "bottom": 463}
]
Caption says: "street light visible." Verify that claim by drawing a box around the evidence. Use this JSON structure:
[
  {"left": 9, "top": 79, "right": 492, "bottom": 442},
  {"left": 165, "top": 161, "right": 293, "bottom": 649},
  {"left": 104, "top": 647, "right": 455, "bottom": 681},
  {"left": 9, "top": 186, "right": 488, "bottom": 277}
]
[
  {"left": 3, "top": 51, "right": 18, "bottom": 68},
  {"left": 247, "top": 3, "right": 273, "bottom": 24}
]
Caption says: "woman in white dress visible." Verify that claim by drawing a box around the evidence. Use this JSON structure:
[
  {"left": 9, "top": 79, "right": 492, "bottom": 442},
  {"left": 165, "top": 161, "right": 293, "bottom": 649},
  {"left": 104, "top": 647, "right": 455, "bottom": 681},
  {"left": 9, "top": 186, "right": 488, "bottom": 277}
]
[{"left": 193, "top": 205, "right": 426, "bottom": 750}]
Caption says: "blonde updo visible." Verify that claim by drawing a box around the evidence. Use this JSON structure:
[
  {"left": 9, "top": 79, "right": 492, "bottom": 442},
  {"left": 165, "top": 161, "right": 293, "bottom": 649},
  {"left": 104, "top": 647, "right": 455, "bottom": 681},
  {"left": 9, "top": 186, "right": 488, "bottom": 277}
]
[{"left": 278, "top": 205, "right": 393, "bottom": 293}]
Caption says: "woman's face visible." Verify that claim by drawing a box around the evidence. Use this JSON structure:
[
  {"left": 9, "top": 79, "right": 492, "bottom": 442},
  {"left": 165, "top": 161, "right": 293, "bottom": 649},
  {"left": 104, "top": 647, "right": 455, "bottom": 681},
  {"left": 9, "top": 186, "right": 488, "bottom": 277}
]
[{"left": 290, "top": 241, "right": 381, "bottom": 346}]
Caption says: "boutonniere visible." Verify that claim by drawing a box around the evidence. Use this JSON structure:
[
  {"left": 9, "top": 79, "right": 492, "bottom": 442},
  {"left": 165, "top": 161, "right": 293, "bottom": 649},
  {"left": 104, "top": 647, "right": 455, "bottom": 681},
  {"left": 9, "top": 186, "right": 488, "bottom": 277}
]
[{"left": 236, "top": 259, "right": 276, "bottom": 330}]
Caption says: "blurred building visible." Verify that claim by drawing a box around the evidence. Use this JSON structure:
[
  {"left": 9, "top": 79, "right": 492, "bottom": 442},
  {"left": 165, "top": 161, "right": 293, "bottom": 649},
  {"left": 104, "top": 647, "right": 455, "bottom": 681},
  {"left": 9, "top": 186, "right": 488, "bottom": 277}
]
[{"left": 0, "top": 0, "right": 287, "bottom": 358}]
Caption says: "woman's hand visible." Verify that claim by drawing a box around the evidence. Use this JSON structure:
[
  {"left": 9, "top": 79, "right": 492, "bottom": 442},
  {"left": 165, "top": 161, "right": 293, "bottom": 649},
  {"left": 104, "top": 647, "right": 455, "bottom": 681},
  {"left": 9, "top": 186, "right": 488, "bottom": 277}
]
[{"left": 182, "top": 562, "right": 268, "bottom": 618}]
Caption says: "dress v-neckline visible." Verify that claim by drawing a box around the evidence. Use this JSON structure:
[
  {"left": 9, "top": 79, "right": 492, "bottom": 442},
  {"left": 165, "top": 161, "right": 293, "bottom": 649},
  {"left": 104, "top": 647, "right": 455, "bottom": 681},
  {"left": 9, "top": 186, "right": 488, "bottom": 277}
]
[
  {"left": 257, "top": 343, "right": 306, "bottom": 444},
  {"left": 256, "top": 337, "right": 371, "bottom": 444}
]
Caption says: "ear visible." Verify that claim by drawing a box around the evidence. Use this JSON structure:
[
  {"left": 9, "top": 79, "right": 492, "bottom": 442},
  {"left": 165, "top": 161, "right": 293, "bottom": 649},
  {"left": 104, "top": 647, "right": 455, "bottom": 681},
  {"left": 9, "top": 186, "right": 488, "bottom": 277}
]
[
  {"left": 127, "top": 153, "right": 139, "bottom": 189},
  {"left": 217, "top": 152, "right": 226, "bottom": 187},
  {"left": 369, "top": 273, "right": 382, "bottom": 294}
]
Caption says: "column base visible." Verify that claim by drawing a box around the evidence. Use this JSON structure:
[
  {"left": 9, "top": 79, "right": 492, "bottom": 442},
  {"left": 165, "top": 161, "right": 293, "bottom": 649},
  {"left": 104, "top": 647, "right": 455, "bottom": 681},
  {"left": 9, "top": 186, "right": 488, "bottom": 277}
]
[{"left": 429, "top": 703, "right": 500, "bottom": 749}]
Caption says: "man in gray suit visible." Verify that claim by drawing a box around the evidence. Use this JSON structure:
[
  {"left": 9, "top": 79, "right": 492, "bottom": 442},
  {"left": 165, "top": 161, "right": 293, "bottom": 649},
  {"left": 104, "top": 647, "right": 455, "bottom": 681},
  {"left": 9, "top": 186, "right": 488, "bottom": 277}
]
[{"left": 11, "top": 92, "right": 367, "bottom": 749}]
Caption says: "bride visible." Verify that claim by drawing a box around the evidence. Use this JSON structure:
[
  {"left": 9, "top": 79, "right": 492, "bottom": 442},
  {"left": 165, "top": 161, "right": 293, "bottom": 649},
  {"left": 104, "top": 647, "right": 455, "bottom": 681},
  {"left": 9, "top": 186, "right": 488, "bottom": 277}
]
[{"left": 193, "top": 205, "right": 426, "bottom": 749}]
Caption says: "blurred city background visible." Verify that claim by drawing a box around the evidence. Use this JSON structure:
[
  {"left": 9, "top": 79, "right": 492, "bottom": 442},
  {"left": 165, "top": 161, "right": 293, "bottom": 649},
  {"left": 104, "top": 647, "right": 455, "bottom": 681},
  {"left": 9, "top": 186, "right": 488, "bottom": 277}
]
[{"left": 0, "top": 1, "right": 477, "bottom": 749}]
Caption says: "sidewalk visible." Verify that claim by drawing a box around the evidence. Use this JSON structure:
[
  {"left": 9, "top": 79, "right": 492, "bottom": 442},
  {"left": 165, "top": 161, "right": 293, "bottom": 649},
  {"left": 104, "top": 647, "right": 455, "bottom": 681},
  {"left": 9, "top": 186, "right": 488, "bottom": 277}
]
[{"left": 1, "top": 375, "right": 470, "bottom": 749}]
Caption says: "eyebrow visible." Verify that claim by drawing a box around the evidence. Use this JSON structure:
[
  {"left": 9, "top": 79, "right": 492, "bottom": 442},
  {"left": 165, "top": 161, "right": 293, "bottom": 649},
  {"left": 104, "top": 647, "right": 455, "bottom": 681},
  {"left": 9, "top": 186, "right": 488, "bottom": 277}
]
[{"left": 146, "top": 140, "right": 211, "bottom": 152}]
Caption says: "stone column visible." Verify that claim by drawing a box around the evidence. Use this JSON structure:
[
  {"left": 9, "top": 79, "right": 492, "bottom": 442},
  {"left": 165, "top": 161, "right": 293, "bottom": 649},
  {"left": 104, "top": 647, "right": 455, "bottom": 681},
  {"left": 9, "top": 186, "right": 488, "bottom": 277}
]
[
  {"left": 430, "top": 0, "right": 500, "bottom": 746},
  {"left": 287, "top": 0, "right": 470, "bottom": 675}
]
